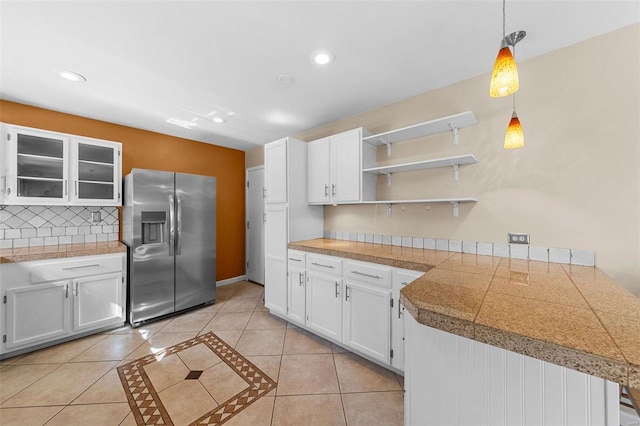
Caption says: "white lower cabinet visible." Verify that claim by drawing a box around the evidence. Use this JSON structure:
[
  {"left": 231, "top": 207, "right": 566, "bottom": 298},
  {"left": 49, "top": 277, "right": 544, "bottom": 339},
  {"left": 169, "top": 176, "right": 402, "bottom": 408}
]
[
  {"left": 391, "top": 268, "right": 425, "bottom": 371},
  {"left": 342, "top": 281, "right": 391, "bottom": 364},
  {"left": 264, "top": 205, "right": 288, "bottom": 316},
  {"left": 282, "top": 249, "right": 409, "bottom": 371},
  {"left": 287, "top": 250, "right": 306, "bottom": 326},
  {"left": 5, "top": 281, "right": 70, "bottom": 349},
  {"left": 306, "top": 271, "right": 342, "bottom": 341},
  {"left": 0, "top": 253, "right": 126, "bottom": 357},
  {"left": 73, "top": 273, "right": 124, "bottom": 332}
]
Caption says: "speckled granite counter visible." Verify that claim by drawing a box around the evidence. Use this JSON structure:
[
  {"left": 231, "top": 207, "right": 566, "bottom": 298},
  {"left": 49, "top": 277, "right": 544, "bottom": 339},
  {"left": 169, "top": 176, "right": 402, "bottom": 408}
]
[
  {"left": 289, "top": 238, "right": 640, "bottom": 387},
  {"left": 0, "top": 241, "right": 127, "bottom": 263}
]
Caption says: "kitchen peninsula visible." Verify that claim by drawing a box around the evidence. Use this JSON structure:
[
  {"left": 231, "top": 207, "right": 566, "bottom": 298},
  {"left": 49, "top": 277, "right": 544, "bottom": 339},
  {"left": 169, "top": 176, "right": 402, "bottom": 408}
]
[{"left": 289, "top": 238, "right": 640, "bottom": 425}]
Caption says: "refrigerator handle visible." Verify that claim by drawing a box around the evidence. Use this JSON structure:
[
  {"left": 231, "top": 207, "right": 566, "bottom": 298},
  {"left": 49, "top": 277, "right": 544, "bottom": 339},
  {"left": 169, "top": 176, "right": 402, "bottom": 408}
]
[
  {"left": 169, "top": 194, "right": 175, "bottom": 256},
  {"left": 176, "top": 195, "right": 183, "bottom": 255}
]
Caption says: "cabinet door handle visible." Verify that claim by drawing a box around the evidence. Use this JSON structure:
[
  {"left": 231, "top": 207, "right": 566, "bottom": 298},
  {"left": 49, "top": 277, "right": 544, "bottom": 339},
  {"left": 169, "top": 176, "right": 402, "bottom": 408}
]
[
  {"left": 345, "top": 285, "right": 350, "bottom": 301},
  {"left": 299, "top": 272, "right": 304, "bottom": 286},
  {"left": 62, "top": 264, "right": 100, "bottom": 270},
  {"left": 324, "top": 184, "right": 329, "bottom": 197},
  {"left": 351, "top": 270, "right": 381, "bottom": 279},
  {"left": 398, "top": 299, "right": 402, "bottom": 319},
  {"left": 311, "top": 262, "right": 334, "bottom": 269},
  {"left": 288, "top": 258, "right": 302, "bottom": 262},
  {"left": 335, "top": 282, "right": 340, "bottom": 298},
  {"left": 74, "top": 282, "right": 79, "bottom": 297},
  {"left": 331, "top": 184, "right": 336, "bottom": 196},
  {"left": 65, "top": 283, "right": 69, "bottom": 299}
]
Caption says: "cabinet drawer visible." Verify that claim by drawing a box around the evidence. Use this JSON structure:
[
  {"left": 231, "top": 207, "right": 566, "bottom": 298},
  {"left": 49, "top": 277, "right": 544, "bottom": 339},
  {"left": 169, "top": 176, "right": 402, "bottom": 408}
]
[
  {"left": 30, "top": 255, "right": 122, "bottom": 284},
  {"left": 287, "top": 250, "right": 306, "bottom": 266},
  {"left": 307, "top": 253, "right": 342, "bottom": 276},
  {"left": 345, "top": 260, "right": 392, "bottom": 289}
]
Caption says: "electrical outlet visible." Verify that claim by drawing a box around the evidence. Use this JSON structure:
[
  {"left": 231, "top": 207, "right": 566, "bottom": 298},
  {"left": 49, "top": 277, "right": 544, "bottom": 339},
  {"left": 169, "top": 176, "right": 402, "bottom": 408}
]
[
  {"left": 508, "top": 233, "right": 529, "bottom": 244},
  {"left": 92, "top": 212, "right": 101, "bottom": 223}
]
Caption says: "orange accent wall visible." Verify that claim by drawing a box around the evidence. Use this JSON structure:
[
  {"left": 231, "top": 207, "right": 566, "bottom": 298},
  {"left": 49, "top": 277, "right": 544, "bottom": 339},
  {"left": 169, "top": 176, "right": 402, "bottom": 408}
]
[{"left": 0, "top": 100, "right": 245, "bottom": 281}]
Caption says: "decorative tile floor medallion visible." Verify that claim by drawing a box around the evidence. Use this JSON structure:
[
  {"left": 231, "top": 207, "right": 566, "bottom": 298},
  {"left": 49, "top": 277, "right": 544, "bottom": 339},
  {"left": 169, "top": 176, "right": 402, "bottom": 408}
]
[{"left": 117, "top": 331, "right": 277, "bottom": 425}]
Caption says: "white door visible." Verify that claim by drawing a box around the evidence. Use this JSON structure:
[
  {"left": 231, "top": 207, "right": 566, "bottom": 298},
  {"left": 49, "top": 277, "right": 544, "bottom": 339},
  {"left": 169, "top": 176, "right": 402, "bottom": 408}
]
[
  {"left": 330, "top": 129, "right": 361, "bottom": 203},
  {"left": 246, "top": 166, "right": 265, "bottom": 285},
  {"left": 5, "top": 281, "right": 70, "bottom": 349},
  {"left": 342, "top": 281, "right": 391, "bottom": 364},
  {"left": 306, "top": 272, "right": 342, "bottom": 341},
  {"left": 287, "top": 265, "right": 306, "bottom": 325},
  {"left": 73, "top": 273, "right": 124, "bottom": 332},
  {"left": 307, "top": 137, "right": 330, "bottom": 204},
  {"left": 264, "top": 138, "right": 287, "bottom": 204},
  {"left": 264, "top": 205, "right": 287, "bottom": 316}
]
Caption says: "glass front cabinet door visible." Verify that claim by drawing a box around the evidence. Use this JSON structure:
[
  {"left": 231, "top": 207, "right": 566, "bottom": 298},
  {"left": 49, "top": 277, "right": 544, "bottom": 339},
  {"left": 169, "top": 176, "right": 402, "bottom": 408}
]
[
  {"left": 1, "top": 124, "right": 122, "bottom": 206},
  {"left": 4, "top": 125, "right": 70, "bottom": 204},
  {"left": 71, "top": 137, "right": 121, "bottom": 205}
]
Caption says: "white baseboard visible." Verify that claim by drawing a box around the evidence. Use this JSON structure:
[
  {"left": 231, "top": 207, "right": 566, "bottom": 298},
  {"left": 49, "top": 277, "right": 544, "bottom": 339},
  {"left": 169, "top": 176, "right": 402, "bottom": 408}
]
[{"left": 216, "top": 275, "right": 247, "bottom": 286}]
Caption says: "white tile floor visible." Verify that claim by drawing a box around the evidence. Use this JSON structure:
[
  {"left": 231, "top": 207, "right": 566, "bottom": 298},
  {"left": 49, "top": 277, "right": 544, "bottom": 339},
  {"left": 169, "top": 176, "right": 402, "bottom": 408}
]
[{"left": 0, "top": 281, "right": 404, "bottom": 425}]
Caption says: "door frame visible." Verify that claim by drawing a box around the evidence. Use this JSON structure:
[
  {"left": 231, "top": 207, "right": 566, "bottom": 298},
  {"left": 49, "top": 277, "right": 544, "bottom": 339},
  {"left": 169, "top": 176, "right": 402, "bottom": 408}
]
[{"left": 245, "top": 165, "right": 265, "bottom": 285}]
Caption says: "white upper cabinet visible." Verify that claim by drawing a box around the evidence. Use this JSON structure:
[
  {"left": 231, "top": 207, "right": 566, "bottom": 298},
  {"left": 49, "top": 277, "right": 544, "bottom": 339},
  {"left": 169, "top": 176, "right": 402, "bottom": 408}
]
[
  {"left": 1, "top": 123, "right": 122, "bottom": 206},
  {"left": 264, "top": 138, "right": 288, "bottom": 204},
  {"left": 307, "top": 128, "right": 364, "bottom": 205},
  {"left": 2, "top": 124, "right": 70, "bottom": 205},
  {"left": 307, "top": 137, "right": 330, "bottom": 204},
  {"left": 71, "top": 137, "right": 121, "bottom": 205},
  {"left": 330, "top": 129, "right": 362, "bottom": 203}
]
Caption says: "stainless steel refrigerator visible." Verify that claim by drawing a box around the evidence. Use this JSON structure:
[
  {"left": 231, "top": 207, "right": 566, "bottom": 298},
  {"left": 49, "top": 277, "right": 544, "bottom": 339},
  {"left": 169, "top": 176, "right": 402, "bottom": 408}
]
[{"left": 122, "top": 169, "right": 216, "bottom": 326}]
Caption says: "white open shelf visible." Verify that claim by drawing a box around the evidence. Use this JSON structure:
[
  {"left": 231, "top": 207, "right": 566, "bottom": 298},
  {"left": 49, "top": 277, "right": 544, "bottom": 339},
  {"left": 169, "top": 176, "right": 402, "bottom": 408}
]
[
  {"left": 347, "top": 198, "right": 477, "bottom": 218},
  {"left": 362, "top": 154, "right": 477, "bottom": 182},
  {"left": 362, "top": 111, "right": 476, "bottom": 147}
]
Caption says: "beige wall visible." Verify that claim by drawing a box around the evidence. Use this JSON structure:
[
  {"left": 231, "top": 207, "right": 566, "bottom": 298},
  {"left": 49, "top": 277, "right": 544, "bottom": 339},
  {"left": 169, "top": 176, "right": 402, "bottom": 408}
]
[
  {"left": 291, "top": 24, "right": 640, "bottom": 296},
  {"left": 245, "top": 146, "right": 264, "bottom": 169}
]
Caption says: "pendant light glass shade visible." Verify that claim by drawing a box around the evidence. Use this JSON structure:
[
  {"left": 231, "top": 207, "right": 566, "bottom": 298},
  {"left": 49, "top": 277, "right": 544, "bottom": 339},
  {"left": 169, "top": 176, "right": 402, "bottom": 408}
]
[
  {"left": 504, "top": 110, "right": 524, "bottom": 149},
  {"left": 489, "top": 45, "right": 519, "bottom": 97}
]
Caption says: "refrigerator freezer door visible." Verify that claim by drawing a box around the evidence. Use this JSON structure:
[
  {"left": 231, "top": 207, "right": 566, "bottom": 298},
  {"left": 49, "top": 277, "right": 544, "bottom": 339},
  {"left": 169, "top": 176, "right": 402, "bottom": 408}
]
[
  {"left": 174, "top": 173, "right": 216, "bottom": 311},
  {"left": 129, "top": 169, "right": 176, "bottom": 324}
]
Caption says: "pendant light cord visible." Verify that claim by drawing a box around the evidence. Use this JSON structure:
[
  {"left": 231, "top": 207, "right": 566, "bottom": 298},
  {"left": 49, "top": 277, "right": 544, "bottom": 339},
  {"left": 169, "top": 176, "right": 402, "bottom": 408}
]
[
  {"left": 512, "top": 42, "right": 517, "bottom": 109},
  {"left": 502, "top": 0, "right": 506, "bottom": 40}
]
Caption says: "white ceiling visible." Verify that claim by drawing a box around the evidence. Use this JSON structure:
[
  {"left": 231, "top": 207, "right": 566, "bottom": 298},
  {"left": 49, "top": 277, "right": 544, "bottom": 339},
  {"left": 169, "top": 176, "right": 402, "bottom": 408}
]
[{"left": 1, "top": 1, "right": 638, "bottom": 151}]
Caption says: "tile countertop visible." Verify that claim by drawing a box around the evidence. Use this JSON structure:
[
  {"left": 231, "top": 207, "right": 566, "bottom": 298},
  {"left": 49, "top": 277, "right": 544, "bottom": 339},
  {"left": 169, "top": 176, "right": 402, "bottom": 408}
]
[
  {"left": 0, "top": 241, "right": 127, "bottom": 263},
  {"left": 288, "top": 238, "right": 640, "bottom": 387}
]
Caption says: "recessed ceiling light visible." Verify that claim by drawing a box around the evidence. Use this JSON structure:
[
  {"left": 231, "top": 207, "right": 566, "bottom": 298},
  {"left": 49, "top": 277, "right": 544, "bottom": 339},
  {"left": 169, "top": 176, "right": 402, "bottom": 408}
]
[
  {"left": 212, "top": 117, "right": 226, "bottom": 123},
  {"left": 312, "top": 50, "right": 335, "bottom": 65},
  {"left": 59, "top": 70, "right": 86, "bottom": 82}
]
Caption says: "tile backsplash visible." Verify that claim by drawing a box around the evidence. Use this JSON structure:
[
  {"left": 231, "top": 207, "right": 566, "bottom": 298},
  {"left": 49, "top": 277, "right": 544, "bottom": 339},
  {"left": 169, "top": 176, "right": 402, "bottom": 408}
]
[
  {"left": 324, "top": 230, "right": 596, "bottom": 267},
  {"left": 0, "top": 205, "right": 119, "bottom": 249}
]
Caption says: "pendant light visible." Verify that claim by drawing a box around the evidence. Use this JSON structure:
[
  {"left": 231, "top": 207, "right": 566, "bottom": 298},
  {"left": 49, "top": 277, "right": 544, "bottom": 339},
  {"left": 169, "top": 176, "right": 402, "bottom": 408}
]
[
  {"left": 489, "top": 0, "right": 522, "bottom": 97},
  {"left": 504, "top": 97, "right": 524, "bottom": 149},
  {"left": 503, "top": 34, "right": 525, "bottom": 149}
]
